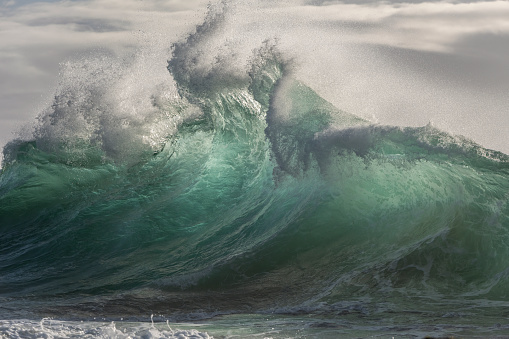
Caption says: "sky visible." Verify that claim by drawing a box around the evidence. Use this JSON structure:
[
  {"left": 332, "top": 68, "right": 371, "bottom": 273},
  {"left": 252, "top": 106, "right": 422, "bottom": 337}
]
[{"left": 1, "top": 0, "right": 508, "bottom": 165}]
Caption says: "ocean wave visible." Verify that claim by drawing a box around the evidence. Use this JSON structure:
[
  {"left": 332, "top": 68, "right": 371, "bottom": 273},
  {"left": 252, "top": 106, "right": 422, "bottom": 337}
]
[{"left": 1, "top": 2, "right": 509, "bottom": 322}]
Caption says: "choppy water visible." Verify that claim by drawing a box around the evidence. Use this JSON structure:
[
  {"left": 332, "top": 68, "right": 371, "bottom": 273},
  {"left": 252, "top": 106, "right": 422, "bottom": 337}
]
[{"left": 1, "top": 3, "right": 509, "bottom": 338}]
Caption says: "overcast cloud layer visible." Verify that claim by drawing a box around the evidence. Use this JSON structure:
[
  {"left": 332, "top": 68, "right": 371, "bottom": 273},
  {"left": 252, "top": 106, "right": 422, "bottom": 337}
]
[{"left": 1, "top": 0, "right": 508, "bottom": 164}]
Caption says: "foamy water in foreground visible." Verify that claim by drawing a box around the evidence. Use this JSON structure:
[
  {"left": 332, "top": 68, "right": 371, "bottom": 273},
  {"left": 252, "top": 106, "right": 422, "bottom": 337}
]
[
  {"left": 1, "top": 318, "right": 211, "bottom": 339},
  {"left": 3, "top": 313, "right": 509, "bottom": 338}
]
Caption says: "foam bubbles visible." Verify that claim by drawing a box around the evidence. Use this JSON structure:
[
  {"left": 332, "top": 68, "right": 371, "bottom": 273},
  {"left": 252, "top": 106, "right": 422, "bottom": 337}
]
[{"left": 0, "top": 318, "right": 212, "bottom": 339}]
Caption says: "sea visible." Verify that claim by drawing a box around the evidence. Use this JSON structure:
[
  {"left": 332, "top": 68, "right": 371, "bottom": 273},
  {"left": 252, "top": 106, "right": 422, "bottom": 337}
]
[{"left": 1, "top": 2, "right": 509, "bottom": 338}]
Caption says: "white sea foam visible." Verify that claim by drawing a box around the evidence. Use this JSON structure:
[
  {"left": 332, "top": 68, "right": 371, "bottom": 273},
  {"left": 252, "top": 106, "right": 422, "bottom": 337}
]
[{"left": 0, "top": 318, "right": 212, "bottom": 339}]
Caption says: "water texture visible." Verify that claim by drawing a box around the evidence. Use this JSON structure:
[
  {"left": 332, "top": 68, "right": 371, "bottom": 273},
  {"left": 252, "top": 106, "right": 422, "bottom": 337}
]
[{"left": 1, "top": 4, "right": 509, "bottom": 338}]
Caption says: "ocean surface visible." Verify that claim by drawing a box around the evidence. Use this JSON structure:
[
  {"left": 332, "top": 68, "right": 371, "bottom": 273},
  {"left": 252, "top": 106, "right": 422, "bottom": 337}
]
[{"left": 1, "top": 4, "right": 509, "bottom": 338}]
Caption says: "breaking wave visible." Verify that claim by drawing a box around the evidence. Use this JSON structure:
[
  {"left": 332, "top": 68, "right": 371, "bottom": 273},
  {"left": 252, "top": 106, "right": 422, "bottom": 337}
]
[{"left": 1, "top": 3, "right": 509, "bottom": 325}]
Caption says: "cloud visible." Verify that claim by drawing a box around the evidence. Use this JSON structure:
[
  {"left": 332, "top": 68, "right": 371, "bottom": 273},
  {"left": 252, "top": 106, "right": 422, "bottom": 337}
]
[
  {"left": 25, "top": 16, "right": 129, "bottom": 32},
  {"left": 278, "top": 1, "right": 509, "bottom": 53},
  {"left": 307, "top": 0, "right": 502, "bottom": 4}
]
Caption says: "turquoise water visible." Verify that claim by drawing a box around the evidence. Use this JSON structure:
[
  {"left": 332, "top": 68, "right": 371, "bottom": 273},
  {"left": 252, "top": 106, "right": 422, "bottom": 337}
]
[{"left": 1, "top": 8, "right": 509, "bottom": 339}]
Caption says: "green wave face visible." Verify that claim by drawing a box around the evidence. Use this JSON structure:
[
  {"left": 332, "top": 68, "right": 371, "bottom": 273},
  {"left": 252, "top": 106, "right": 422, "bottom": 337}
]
[{"left": 1, "top": 35, "right": 509, "bottom": 320}]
